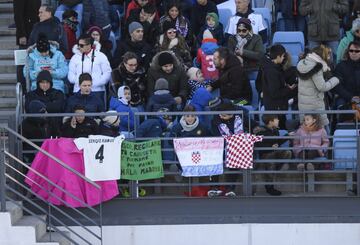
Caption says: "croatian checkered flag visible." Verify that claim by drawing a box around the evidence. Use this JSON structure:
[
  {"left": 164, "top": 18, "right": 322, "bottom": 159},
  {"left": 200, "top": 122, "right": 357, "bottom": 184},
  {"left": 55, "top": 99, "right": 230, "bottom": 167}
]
[{"left": 224, "top": 133, "right": 263, "bottom": 169}]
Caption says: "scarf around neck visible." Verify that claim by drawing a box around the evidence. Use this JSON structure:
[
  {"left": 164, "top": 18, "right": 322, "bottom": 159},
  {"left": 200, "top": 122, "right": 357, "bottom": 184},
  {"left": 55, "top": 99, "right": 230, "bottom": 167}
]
[
  {"left": 307, "top": 53, "right": 331, "bottom": 72},
  {"left": 180, "top": 116, "right": 199, "bottom": 132}
]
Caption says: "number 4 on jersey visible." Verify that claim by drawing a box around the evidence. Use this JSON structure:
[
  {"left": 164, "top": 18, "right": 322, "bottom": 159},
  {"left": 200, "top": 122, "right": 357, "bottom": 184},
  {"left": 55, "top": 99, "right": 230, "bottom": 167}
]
[{"left": 95, "top": 144, "right": 105, "bottom": 163}]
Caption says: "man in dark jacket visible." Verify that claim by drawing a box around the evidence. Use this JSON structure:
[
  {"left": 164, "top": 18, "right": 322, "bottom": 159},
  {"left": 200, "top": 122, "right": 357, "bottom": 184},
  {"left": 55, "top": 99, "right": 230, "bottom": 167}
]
[
  {"left": 147, "top": 51, "right": 188, "bottom": 107},
  {"left": 28, "top": 4, "right": 68, "bottom": 53},
  {"left": 257, "top": 44, "right": 296, "bottom": 129},
  {"left": 65, "top": 73, "right": 105, "bottom": 113},
  {"left": 112, "top": 21, "right": 153, "bottom": 69},
  {"left": 208, "top": 47, "right": 252, "bottom": 106},
  {"left": 191, "top": 0, "right": 218, "bottom": 34}
]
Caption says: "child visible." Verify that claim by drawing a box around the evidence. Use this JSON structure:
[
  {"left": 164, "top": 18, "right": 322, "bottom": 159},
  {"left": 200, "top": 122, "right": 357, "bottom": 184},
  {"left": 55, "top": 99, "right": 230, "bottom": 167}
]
[
  {"left": 146, "top": 78, "right": 177, "bottom": 112},
  {"left": 62, "top": 105, "right": 99, "bottom": 138},
  {"left": 293, "top": 114, "right": 330, "bottom": 171},
  {"left": 136, "top": 108, "right": 174, "bottom": 138},
  {"left": 186, "top": 67, "right": 211, "bottom": 100},
  {"left": 109, "top": 86, "right": 135, "bottom": 138},
  {"left": 255, "top": 114, "right": 292, "bottom": 196},
  {"left": 197, "top": 12, "right": 224, "bottom": 45}
]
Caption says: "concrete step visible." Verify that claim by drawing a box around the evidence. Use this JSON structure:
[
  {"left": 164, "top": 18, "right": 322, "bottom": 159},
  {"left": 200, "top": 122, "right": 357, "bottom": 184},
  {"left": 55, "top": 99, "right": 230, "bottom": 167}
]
[
  {"left": 0, "top": 97, "right": 17, "bottom": 109},
  {"left": 0, "top": 35, "right": 17, "bottom": 49},
  {"left": 0, "top": 49, "right": 14, "bottom": 59},
  {"left": 0, "top": 59, "right": 16, "bottom": 73},
  {"left": 0, "top": 84, "right": 16, "bottom": 97},
  {"left": 39, "top": 231, "right": 71, "bottom": 245},
  {"left": 0, "top": 73, "right": 17, "bottom": 84},
  {"left": 14, "top": 215, "right": 47, "bottom": 241},
  {"left": 0, "top": 13, "right": 14, "bottom": 27},
  {"left": 0, "top": 3, "right": 13, "bottom": 14},
  {"left": 0, "top": 201, "right": 23, "bottom": 224},
  {"left": 0, "top": 28, "right": 15, "bottom": 36}
]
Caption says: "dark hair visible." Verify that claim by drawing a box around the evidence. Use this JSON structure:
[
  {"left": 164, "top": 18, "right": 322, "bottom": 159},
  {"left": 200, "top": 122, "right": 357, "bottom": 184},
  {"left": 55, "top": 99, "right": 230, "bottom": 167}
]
[
  {"left": 344, "top": 41, "right": 360, "bottom": 60},
  {"left": 217, "top": 101, "right": 236, "bottom": 112},
  {"left": 143, "top": 3, "right": 156, "bottom": 14},
  {"left": 183, "top": 104, "right": 195, "bottom": 112},
  {"left": 41, "top": 4, "right": 54, "bottom": 15},
  {"left": 269, "top": 44, "right": 286, "bottom": 60},
  {"left": 79, "top": 73, "right": 92, "bottom": 85},
  {"left": 62, "top": 9, "right": 78, "bottom": 20},
  {"left": 78, "top": 33, "right": 94, "bottom": 46},
  {"left": 122, "top": 52, "right": 139, "bottom": 64},
  {"left": 166, "top": 0, "right": 182, "bottom": 16},
  {"left": 73, "top": 104, "right": 86, "bottom": 112},
  {"left": 304, "top": 113, "right": 322, "bottom": 130},
  {"left": 262, "top": 114, "right": 279, "bottom": 125},
  {"left": 215, "top": 47, "right": 231, "bottom": 62}
]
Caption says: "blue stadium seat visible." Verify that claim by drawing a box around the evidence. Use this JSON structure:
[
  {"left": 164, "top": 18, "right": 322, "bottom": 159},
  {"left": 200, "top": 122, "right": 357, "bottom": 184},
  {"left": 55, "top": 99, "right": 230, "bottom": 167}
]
[
  {"left": 250, "top": 79, "right": 259, "bottom": 110},
  {"left": 272, "top": 31, "right": 305, "bottom": 66},
  {"left": 276, "top": 13, "right": 286, "bottom": 31},
  {"left": 252, "top": 0, "right": 267, "bottom": 8},
  {"left": 217, "top": 7, "right": 233, "bottom": 27},
  {"left": 253, "top": 7, "right": 272, "bottom": 45},
  {"left": 333, "top": 129, "right": 358, "bottom": 169},
  {"left": 55, "top": 10, "right": 64, "bottom": 22}
]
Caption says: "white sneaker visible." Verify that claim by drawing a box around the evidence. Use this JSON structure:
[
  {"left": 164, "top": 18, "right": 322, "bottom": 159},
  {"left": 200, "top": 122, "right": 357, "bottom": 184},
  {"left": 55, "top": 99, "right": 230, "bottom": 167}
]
[
  {"left": 225, "top": 191, "right": 236, "bottom": 197},
  {"left": 207, "top": 189, "right": 223, "bottom": 197}
]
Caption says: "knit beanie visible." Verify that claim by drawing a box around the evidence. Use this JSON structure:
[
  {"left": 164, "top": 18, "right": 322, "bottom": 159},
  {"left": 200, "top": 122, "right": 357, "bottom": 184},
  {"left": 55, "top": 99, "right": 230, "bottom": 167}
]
[
  {"left": 202, "top": 29, "right": 214, "bottom": 40},
  {"left": 187, "top": 67, "right": 201, "bottom": 81},
  {"left": 128, "top": 21, "right": 143, "bottom": 35},
  {"left": 352, "top": 18, "right": 360, "bottom": 33},
  {"left": 162, "top": 20, "right": 176, "bottom": 34},
  {"left": 154, "top": 78, "right": 169, "bottom": 91},
  {"left": 237, "top": 18, "right": 252, "bottom": 30},
  {"left": 206, "top": 12, "right": 219, "bottom": 28},
  {"left": 103, "top": 110, "right": 120, "bottom": 125},
  {"left": 36, "top": 70, "right": 52, "bottom": 85},
  {"left": 158, "top": 52, "right": 174, "bottom": 66},
  {"left": 28, "top": 100, "right": 47, "bottom": 113},
  {"left": 87, "top": 25, "right": 103, "bottom": 36},
  {"left": 36, "top": 33, "right": 50, "bottom": 53}
]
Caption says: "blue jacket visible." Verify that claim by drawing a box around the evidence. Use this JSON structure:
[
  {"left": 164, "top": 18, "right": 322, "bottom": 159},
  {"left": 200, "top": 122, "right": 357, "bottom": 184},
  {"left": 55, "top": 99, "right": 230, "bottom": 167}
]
[
  {"left": 189, "top": 87, "right": 213, "bottom": 124},
  {"left": 109, "top": 97, "right": 134, "bottom": 132},
  {"left": 146, "top": 92, "right": 177, "bottom": 112},
  {"left": 25, "top": 44, "right": 68, "bottom": 93},
  {"left": 136, "top": 118, "right": 167, "bottom": 138},
  {"left": 65, "top": 92, "right": 105, "bottom": 113}
]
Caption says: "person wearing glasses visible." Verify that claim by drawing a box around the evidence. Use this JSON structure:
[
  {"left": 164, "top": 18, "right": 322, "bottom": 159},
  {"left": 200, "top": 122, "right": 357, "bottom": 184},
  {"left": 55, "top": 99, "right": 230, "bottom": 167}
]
[
  {"left": 227, "top": 18, "right": 264, "bottom": 69},
  {"left": 67, "top": 33, "right": 112, "bottom": 100},
  {"left": 337, "top": 19, "right": 360, "bottom": 63},
  {"left": 334, "top": 41, "right": 360, "bottom": 110}
]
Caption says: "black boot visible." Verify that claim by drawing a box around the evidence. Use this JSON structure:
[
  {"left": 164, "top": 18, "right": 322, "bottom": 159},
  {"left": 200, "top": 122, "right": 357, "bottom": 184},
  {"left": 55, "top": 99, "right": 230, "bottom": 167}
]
[{"left": 265, "top": 185, "right": 282, "bottom": 196}]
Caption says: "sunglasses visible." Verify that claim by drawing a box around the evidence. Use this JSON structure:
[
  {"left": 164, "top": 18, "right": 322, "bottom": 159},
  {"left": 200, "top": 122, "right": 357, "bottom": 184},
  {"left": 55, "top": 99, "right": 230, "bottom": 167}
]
[
  {"left": 167, "top": 30, "right": 176, "bottom": 34},
  {"left": 78, "top": 43, "right": 89, "bottom": 48},
  {"left": 237, "top": 29, "right": 248, "bottom": 33},
  {"left": 349, "top": 49, "right": 360, "bottom": 53}
]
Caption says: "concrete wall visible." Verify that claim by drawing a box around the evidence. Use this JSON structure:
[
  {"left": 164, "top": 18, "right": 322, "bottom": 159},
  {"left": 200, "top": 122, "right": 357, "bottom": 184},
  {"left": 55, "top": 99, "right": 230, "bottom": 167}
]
[{"left": 63, "top": 223, "right": 360, "bottom": 245}]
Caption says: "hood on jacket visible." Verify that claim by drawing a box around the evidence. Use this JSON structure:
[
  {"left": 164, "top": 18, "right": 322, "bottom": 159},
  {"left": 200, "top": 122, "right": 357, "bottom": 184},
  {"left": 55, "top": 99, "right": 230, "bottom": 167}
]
[
  {"left": 28, "top": 41, "right": 60, "bottom": 56},
  {"left": 296, "top": 57, "right": 323, "bottom": 80},
  {"left": 201, "top": 38, "right": 219, "bottom": 55},
  {"left": 151, "top": 93, "right": 174, "bottom": 104},
  {"left": 72, "top": 41, "right": 101, "bottom": 55},
  {"left": 150, "top": 50, "right": 182, "bottom": 72},
  {"left": 190, "top": 87, "right": 213, "bottom": 109}
]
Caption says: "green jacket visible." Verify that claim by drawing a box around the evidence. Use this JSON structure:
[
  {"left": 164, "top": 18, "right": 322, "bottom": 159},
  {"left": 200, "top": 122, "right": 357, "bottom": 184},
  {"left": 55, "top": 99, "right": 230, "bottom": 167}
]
[
  {"left": 336, "top": 31, "right": 354, "bottom": 63},
  {"left": 300, "top": 0, "right": 348, "bottom": 42}
]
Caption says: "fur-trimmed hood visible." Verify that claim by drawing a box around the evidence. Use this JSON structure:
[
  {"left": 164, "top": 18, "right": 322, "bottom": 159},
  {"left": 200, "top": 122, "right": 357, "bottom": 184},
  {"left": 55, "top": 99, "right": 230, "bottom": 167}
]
[{"left": 296, "top": 57, "right": 324, "bottom": 80}]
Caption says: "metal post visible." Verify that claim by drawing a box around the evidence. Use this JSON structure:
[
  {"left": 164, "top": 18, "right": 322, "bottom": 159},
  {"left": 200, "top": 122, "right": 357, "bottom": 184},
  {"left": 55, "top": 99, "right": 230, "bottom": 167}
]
[
  {"left": 1, "top": 128, "right": 6, "bottom": 212},
  {"left": 356, "top": 132, "right": 360, "bottom": 196}
]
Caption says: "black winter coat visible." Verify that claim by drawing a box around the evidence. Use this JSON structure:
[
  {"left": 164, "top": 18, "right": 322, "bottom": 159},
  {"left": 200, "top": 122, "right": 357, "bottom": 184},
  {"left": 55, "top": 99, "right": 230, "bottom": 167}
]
[
  {"left": 61, "top": 117, "right": 99, "bottom": 138},
  {"left": 190, "top": 1, "right": 218, "bottom": 34},
  {"left": 334, "top": 60, "right": 360, "bottom": 103},
  {"left": 146, "top": 93, "right": 177, "bottom": 112},
  {"left": 25, "top": 88, "right": 65, "bottom": 113},
  {"left": 255, "top": 125, "right": 288, "bottom": 155},
  {"left": 211, "top": 54, "right": 252, "bottom": 102},
  {"left": 65, "top": 92, "right": 105, "bottom": 113}
]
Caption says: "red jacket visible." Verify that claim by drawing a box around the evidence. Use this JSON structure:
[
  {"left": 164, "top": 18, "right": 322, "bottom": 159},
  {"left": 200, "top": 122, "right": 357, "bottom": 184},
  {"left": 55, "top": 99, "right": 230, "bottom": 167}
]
[
  {"left": 63, "top": 23, "right": 76, "bottom": 59},
  {"left": 196, "top": 38, "right": 219, "bottom": 81}
]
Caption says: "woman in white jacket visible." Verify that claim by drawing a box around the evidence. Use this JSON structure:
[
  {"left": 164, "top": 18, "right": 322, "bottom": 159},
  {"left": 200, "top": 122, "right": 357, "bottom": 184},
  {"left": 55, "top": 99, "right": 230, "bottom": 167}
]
[{"left": 68, "top": 33, "right": 112, "bottom": 100}]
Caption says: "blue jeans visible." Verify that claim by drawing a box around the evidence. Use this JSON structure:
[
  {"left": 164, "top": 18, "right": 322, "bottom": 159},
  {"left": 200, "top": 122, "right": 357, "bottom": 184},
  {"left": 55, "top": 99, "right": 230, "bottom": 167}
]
[
  {"left": 309, "top": 40, "right": 339, "bottom": 62},
  {"left": 56, "top": 4, "right": 83, "bottom": 38}
]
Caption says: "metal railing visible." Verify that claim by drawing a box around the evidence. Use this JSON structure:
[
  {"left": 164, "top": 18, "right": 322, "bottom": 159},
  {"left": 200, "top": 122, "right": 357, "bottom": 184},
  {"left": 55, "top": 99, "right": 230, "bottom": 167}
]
[{"left": 0, "top": 125, "right": 103, "bottom": 245}]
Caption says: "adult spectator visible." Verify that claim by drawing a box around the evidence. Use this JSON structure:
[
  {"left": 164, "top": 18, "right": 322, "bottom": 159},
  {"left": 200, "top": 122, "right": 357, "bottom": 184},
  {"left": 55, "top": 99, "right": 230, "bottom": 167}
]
[
  {"left": 68, "top": 33, "right": 112, "bottom": 99},
  {"left": 157, "top": 21, "right": 192, "bottom": 68},
  {"left": 207, "top": 47, "right": 252, "bottom": 106},
  {"left": 111, "top": 52, "right": 147, "bottom": 108},
  {"left": 334, "top": 41, "right": 360, "bottom": 108},
  {"left": 299, "top": 0, "right": 348, "bottom": 59},
  {"left": 191, "top": 0, "right": 218, "bottom": 35},
  {"left": 147, "top": 51, "right": 188, "bottom": 107},
  {"left": 25, "top": 34, "right": 68, "bottom": 93},
  {"left": 126, "top": 3, "right": 160, "bottom": 47},
  {"left": 13, "top": 0, "right": 41, "bottom": 47},
  {"left": 56, "top": 0, "right": 83, "bottom": 37},
  {"left": 227, "top": 18, "right": 265, "bottom": 70},
  {"left": 108, "top": 0, "right": 125, "bottom": 36},
  {"left": 257, "top": 45, "right": 296, "bottom": 129},
  {"left": 65, "top": 73, "right": 105, "bottom": 113},
  {"left": 82, "top": 0, "right": 111, "bottom": 39},
  {"left": 225, "top": 0, "right": 266, "bottom": 42},
  {"left": 297, "top": 45, "right": 340, "bottom": 127},
  {"left": 25, "top": 70, "right": 65, "bottom": 114},
  {"left": 62, "top": 9, "right": 78, "bottom": 60},
  {"left": 125, "top": 0, "right": 157, "bottom": 20},
  {"left": 87, "top": 25, "right": 113, "bottom": 61},
  {"left": 344, "top": 0, "right": 360, "bottom": 31},
  {"left": 112, "top": 22, "right": 153, "bottom": 69},
  {"left": 337, "top": 19, "right": 360, "bottom": 63},
  {"left": 62, "top": 104, "right": 100, "bottom": 138},
  {"left": 160, "top": 0, "right": 194, "bottom": 48},
  {"left": 28, "top": 5, "right": 68, "bottom": 53},
  {"left": 276, "top": 0, "right": 306, "bottom": 33}
]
